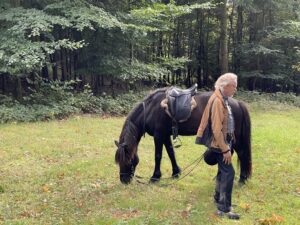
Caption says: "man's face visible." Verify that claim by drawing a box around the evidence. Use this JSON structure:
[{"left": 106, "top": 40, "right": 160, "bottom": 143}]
[{"left": 223, "top": 81, "right": 237, "bottom": 97}]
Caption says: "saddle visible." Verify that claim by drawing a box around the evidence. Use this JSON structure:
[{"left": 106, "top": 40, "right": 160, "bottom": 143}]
[{"left": 161, "top": 84, "right": 198, "bottom": 143}]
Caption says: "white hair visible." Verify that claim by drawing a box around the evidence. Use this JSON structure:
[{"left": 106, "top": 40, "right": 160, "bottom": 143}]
[{"left": 214, "top": 73, "right": 237, "bottom": 91}]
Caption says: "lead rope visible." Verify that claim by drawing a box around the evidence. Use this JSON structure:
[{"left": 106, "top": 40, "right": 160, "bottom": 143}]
[{"left": 134, "top": 153, "right": 204, "bottom": 186}]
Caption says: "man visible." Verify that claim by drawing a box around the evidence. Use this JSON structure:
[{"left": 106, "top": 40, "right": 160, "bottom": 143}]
[{"left": 196, "top": 73, "right": 240, "bottom": 220}]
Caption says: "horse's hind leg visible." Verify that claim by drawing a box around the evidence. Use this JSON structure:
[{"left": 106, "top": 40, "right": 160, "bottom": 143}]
[
  {"left": 164, "top": 136, "right": 181, "bottom": 178},
  {"left": 234, "top": 144, "right": 248, "bottom": 185},
  {"left": 150, "top": 135, "right": 163, "bottom": 183}
]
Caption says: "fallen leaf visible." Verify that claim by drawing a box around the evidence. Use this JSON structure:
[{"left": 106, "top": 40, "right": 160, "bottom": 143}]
[
  {"left": 181, "top": 210, "right": 189, "bottom": 219},
  {"left": 209, "top": 213, "right": 221, "bottom": 222},
  {"left": 258, "top": 214, "right": 284, "bottom": 225},
  {"left": 295, "top": 187, "right": 300, "bottom": 194},
  {"left": 42, "top": 185, "right": 49, "bottom": 193},
  {"left": 19, "top": 210, "right": 38, "bottom": 218},
  {"left": 101, "top": 189, "right": 109, "bottom": 194},
  {"left": 186, "top": 203, "right": 192, "bottom": 212},
  {"left": 240, "top": 203, "right": 251, "bottom": 211},
  {"left": 180, "top": 203, "right": 192, "bottom": 219},
  {"left": 110, "top": 208, "right": 140, "bottom": 219},
  {"left": 57, "top": 172, "right": 64, "bottom": 179}
]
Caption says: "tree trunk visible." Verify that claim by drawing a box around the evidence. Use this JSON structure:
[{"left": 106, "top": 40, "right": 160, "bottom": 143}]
[
  {"left": 61, "top": 48, "right": 67, "bottom": 81},
  {"left": 219, "top": 0, "right": 229, "bottom": 74},
  {"left": 14, "top": 77, "right": 23, "bottom": 100},
  {"left": 0, "top": 73, "right": 7, "bottom": 94},
  {"left": 203, "top": 12, "right": 210, "bottom": 86},
  {"left": 228, "top": 2, "right": 235, "bottom": 71},
  {"left": 175, "top": 19, "right": 181, "bottom": 84},
  {"left": 248, "top": 11, "right": 257, "bottom": 43},
  {"left": 196, "top": 10, "right": 204, "bottom": 88},
  {"left": 234, "top": 5, "right": 243, "bottom": 73},
  {"left": 157, "top": 32, "right": 163, "bottom": 57}
]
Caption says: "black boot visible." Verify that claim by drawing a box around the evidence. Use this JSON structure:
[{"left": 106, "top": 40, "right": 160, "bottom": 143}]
[{"left": 215, "top": 210, "right": 240, "bottom": 220}]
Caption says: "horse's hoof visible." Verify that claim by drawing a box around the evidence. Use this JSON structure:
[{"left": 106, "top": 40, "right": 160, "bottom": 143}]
[
  {"left": 238, "top": 179, "right": 246, "bottom": 186},
  {"left": 149, "top": 177, "right": 160, "bottom": 183},
  {"left": 172, "top": 168, "right": 181, "bottom": 179}
]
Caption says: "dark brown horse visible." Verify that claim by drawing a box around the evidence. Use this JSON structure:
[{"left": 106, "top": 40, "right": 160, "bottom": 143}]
[{"left": 115, "top": 88, "right": 251, "bottom": 184}]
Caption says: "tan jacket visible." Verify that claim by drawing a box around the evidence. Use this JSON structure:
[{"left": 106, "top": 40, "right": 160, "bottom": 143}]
[{"left": 196, "top": 89, "right": 229, "bottom": 153}]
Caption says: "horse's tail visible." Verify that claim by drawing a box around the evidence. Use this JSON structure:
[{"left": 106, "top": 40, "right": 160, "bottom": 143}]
[{"left": 238, "top": 101, "right": 252, "bottom": 179}]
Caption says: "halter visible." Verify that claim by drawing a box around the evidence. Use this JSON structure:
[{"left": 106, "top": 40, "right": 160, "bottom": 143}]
[{"left": 119, "top": 162, "right": 135, "bottom": 176}]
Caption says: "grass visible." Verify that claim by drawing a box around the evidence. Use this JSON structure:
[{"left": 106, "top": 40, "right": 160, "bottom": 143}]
[{"left": 0, "top": 104, "right": 300, "bottom": 225}]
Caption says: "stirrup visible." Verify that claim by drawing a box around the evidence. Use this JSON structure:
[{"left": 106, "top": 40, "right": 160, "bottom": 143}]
[{"left": 172, "top": 136, "right": 182, "bottom": 148}]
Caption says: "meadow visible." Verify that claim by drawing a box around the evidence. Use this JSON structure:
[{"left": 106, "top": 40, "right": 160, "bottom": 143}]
[{"left": 0, "top": 102, "right": 300, "bottom": 224}]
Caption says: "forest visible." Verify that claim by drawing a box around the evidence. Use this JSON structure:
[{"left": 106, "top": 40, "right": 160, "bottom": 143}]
[
  {"left": 1, "top": 2, "right": 300, "bottom": 223},
  {"left": 0, "top": 0, "right": 299, "bottom": 122}
]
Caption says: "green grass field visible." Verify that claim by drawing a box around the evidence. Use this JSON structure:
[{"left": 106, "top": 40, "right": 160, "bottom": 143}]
[{"left": 0, "top": 105, "right": 300, "bottom": 224}]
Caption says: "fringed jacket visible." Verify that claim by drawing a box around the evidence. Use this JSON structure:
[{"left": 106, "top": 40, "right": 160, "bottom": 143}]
[{"left": 196, "top": 89, "right": 230, "bottom": 153}]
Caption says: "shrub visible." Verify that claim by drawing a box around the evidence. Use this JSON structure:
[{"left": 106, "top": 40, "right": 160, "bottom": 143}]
[{"left": 0, "top": 86, "right": 299, "bottom": 124}]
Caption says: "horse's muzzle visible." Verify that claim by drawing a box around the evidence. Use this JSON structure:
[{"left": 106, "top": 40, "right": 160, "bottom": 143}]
[{"left": 120, "top": 175, "right": 133, "bottom": 184}]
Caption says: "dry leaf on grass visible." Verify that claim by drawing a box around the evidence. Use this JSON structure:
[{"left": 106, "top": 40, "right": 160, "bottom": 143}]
[
  {"left": 209, "top": 213, "right": 222, "bottom": 222},
  {"left": 180, "top": 203, "right": 192, "bottom": 219},
  {"left": 240, "top": 203, "right": 251, "bottom": 211},
  {"left": 57, "top": 172, "right": 64, "bottom": 180},
  {"left": 19, "top": 210, "right": 38, "bottom": 219},
  {"left": 258, "top": 213, "right": 284, "bottom": 225},
  {"left": 111, "top": 208, "right": 140, "bottom": 220},
  {"left": 42, "top": 185, "right": 49, "bottom": 193}
]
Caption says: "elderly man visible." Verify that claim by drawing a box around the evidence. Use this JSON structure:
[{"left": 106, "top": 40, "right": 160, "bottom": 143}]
[{"left": 196, "top": 73, "right": 240, "bottom": 220}]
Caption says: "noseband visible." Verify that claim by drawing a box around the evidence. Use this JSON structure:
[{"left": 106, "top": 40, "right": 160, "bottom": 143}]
[{"left": 119, "top": 161, "right": 135, "bottom": 176}]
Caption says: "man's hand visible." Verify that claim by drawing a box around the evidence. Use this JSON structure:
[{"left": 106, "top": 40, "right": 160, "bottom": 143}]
[{"left": 223, "top": 151, "right": 232, "bottom": 164}]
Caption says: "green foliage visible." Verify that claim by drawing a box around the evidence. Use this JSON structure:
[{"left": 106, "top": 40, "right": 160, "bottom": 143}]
[
  {"left": 0, "top": 7, "right": 72, "bottom": 37},
  {"left": 45, "top": 0, "right": 124, "bottom": 31},
  {"left": 158, "top": 56, "right": 190, "bottom": 71},
  {"left": 97, "top": 57, "right": 167, "bottom": 82},
  {"left": 1, "top": 88, "right": 300, "bottom": 124},
  {"left": 0, "top": 0, "right": 122, "bottom": 74},
  {"left": 236, "top": 91, "right": 300, "bottom": 108},
  {"left": 0, "top": 6, "right": 85, "bottom": 74},
  {"left": 0, "top": 78, "right": 147, "bottom": 123},
  {"left": 269, "top": 21, "right": 300, "bottom": 40},
  {"left": 0, "top": 79, "right": 101, "bottom": 123},
  {"left": 100, "top": 91, "right": 145, "bottom": 115},
  {"left": 129, "top": 2, "right": 215, "bottom": 31},
  {"left": 242, "top": 44, "right": 281, "bottom": 56}
]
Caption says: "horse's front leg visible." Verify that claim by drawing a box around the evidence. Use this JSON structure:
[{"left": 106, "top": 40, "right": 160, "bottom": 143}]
[
  {"left": 150, "top": 134, "right": 163, "bottom": 183},
  {"left": 164, "top": 136, "right": 181, "bottom": 178}
]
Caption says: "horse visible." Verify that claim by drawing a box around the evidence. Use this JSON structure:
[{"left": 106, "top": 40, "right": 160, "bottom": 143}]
[{"left": 115, "top": 88, "right": 252, "bottom": 185}]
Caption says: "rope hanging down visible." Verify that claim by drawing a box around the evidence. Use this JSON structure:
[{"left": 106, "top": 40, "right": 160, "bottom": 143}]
[{"left": 134, "top": 153, "right": 204, "bottom": 186}]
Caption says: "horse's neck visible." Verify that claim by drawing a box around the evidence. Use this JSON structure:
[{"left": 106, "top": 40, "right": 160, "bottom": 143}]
[
  {"left": 127, "top": 103, "right": 145, "bottom": 140},
  {"left": 122, "top": 119, "right": 143, "bottom": 146}
]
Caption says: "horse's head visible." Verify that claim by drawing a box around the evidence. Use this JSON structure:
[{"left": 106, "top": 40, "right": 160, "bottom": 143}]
[{"left": 114, "top": 140, "right": 139, "bottom": 184}]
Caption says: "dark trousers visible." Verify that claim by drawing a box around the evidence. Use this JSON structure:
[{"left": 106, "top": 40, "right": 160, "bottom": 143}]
[{"left": 211, "top": 149, "right": 235, "bottom": 213}]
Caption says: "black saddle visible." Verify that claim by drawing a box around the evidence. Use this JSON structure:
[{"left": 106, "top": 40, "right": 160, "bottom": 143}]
[
  {"left": 166, "top": 84, "right": 197, "bottom": 122},
  {"left": 167, "top": 84, "right": 198, "bottom": 97}
]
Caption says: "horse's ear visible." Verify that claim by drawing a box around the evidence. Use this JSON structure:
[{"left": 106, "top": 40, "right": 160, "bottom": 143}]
[{"left": 114, "top": 140, "right": 120, "bottom": 148}]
